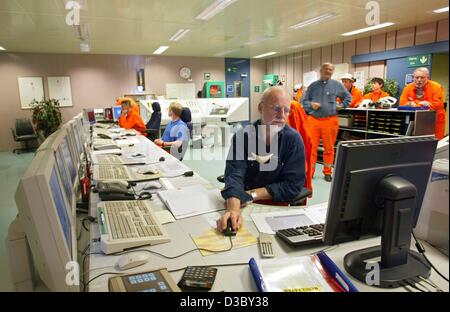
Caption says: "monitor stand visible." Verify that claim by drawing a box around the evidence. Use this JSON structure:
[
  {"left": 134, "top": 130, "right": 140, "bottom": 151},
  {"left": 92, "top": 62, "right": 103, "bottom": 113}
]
[{"left": 344, "top": 175, "right": 431, "bottom": 288}]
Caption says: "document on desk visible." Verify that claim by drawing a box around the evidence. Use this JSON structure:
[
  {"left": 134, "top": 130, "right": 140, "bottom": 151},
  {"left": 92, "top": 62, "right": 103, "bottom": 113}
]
[
  {"left": 91, "top": 149, "right": 122, "bottom": 155},
  {"left": 250, "top": 202, "right": 328, "bottom": 234},
  {"left": 157, "top": 185, "right": 224, "bottom": 219},
  {"left": 114, "top": 137, "right": 140, "bottom": 146}
]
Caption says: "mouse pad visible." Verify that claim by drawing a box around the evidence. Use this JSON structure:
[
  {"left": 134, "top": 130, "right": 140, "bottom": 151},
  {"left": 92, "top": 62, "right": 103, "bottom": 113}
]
[{"left": 191, "top": 227, "right": 257, "bottom": 256}]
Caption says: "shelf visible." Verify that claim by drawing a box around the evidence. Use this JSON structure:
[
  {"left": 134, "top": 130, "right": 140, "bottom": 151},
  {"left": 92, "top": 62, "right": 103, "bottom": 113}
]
[
  {"left": 366, "top": 131, "right": 403, "bottom": 137},
  {"left": 339, "top": 127, "right": 368, "bottom": 133}
]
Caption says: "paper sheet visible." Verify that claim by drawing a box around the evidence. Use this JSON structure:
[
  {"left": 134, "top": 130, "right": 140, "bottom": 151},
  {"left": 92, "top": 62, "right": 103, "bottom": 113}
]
[
  {"left": 191, "top": 227, "right": 257, "bottom": 256},
  {"left": 154, "top": 210, "right": 176, "bottom": 225},
  {"left": 114, "top": 137, "right": 140, "bottom": 146}
]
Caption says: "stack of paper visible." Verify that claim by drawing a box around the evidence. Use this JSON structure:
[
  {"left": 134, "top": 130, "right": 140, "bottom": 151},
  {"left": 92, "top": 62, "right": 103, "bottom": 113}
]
[{"left": 158, "top": 185, "right": 224, "bottom": 219}]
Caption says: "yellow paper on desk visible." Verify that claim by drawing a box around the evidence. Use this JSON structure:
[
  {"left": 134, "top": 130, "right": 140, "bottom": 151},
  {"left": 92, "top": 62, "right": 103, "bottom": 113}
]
[{"left": 192, "top": 227, "right": 257, "bottom": 256}]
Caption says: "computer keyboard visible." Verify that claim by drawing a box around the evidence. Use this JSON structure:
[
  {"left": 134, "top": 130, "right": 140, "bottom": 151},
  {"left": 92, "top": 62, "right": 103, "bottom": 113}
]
[
  {"left": 276, "top": 223, "right": 324, "bottom": 247},
  {"left": 98, "top": 165, "right": 130, "bottom": 180},
  {"left": 99, "top": 201, "right": 171, "bottom": 254},
  {"left": 95, "top": 155, "right": 123, "bottom": 164}
]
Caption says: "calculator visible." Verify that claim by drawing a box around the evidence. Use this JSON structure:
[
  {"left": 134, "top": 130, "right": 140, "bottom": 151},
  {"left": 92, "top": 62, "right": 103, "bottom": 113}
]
[
  {"left": 108, "top": 268, "right": 181, "bottom": 292},
  {"left": 178, "top": 266, "right": 217, "bottom": 290}
]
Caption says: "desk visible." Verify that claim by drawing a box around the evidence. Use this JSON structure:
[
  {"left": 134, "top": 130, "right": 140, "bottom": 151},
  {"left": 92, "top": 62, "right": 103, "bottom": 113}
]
[{"left": 86, "top": 134, "right": 449, "bottom": 292}]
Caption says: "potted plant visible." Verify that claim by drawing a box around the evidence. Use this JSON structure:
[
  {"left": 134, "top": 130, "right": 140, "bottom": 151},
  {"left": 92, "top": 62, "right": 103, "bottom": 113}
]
[
  {"left": 31, "top": 99, "right": 62, "bottom": 139},
  {"left": 363, "top": 79, "right": 399, "bottom": 98}
]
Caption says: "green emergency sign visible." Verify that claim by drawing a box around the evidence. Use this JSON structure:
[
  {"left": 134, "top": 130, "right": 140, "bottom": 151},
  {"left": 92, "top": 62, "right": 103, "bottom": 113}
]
[{"left": 407, "top": 54, "right": 431, "bottom": 67}]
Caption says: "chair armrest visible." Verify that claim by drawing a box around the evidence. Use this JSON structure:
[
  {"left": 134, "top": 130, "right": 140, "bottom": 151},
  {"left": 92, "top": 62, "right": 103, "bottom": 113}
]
[
  {"left": 217, "top": 175, "right": 225, "bottom": 183},
  {"left": 11, "top": 128, "right": 17, "bottom": 141},
  {"left": 143, "top": 129, "right": 159, "bottom": 134},
  {"left": 289, "top": 188, "right": 312, "bottom": 205}
]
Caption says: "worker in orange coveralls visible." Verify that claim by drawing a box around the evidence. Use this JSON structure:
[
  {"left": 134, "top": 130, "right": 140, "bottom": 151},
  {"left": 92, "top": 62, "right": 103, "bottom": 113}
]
[
  {"left": 294, "top": 83, "right": 304, "bottom": 102},
  {"left": 116, "top": 97, "right": 147, "bottom": 136},
  {"left": 288, "top": 96, "right": 313, "bottom": 196},
  {"left": 337, "top": 73, "right": 363, "bottom": 108},
  {"left": 357, "top": 77, "right": 390, "bottom": 106},
  {"left": 301, "top": 63, "right": 352, "bottom": 182},
  {"left": 400, "top": 67, "right": 446, "bottom": 140}
]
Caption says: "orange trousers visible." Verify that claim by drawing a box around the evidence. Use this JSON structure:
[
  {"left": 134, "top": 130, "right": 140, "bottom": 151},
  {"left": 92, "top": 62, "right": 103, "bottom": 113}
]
[{"left": 307, "top": 115, "right": 339, "bottom": 176}]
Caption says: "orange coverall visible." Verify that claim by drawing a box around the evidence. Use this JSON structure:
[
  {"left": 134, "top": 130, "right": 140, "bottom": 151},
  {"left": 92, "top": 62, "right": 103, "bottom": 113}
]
[
  {"left": 357, "top": 90, "right": 390, "bottom": 107},
  {"left": 294, "top": 89, "right": 304, "bottom": 102},
  {"left": 400, "top": 80, "right": 446, "bottom": 140},
  {"left": 117, "top": 98, "right": 147, "bottom": 136},
  {"left": 288, "top": 100, "right": 313, "bottom": 194},
  {"left": 337, "top": 86, "right": 364, "bottom": 108}
]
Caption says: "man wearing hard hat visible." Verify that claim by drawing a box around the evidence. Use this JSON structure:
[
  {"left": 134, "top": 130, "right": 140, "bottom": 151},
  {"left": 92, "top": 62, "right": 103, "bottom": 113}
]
[
  {"left": 338, "top": 73, "right": 363, "bottom": 108},
  {"left": 293, "top": 83, "right": 304, "bottom": 102}
]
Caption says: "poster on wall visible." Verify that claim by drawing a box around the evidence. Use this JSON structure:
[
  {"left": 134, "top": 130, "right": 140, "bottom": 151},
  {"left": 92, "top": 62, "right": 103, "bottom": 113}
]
[
  {"left": 331, "top": 63, "right": 350, "bottom": 81},
  {"left": 303, "top": 71, "right": 318, "bottom": 88},
  {"left": 353, "top": 71, "right": 366, "bottom": 91},
  {"left": 18, "top": 77, "right": 44, "bottom": 109},
  {"left": 48, "top": 76, "right": 73, "bottom": 107}
]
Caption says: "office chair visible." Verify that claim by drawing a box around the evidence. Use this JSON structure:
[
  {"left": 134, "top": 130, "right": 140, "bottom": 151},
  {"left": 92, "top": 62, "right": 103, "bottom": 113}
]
[
  {"left": 11, "top": 118, "right": 39, "bottom": 154},
  {"left": 216, "top": 174, "right": 312, "bottom": 206},
  {"left": 180, "top": 107, "right": 193, "bottom": 140},
  {"left": 144, "top": 102, "right": 162, "bottom": 141}
]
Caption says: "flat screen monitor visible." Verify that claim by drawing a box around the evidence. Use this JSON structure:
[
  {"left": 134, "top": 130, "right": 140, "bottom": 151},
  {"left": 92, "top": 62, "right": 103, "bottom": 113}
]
[
  {"left": 58, "top": 137, "right": 77, "bottom": 184},
  {"left": 113, "top": 106, "right": 122, "bottom": 122},
  {"left": 55, "top": 148, "right": 73, "bottom": 206},
  {"left": 84, "top": 109, "right": 96, "bottom": 125}
]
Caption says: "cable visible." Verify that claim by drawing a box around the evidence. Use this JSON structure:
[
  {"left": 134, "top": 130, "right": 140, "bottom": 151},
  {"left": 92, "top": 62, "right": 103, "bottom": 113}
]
[
  {"left": 412, "top": 232, "right": 449, "bottom": 282},
  {"left": 129, "top": 185, "right": 152, "bottom": 201},
  {"left": 112, "top": 236, "right": 234, "bottom": 259},
  {"left": 418, "top": 276, "right": 443, "bottom": 292},
  {"left": 163, "top": 171, "right": 194, "bottom": 179},
  {"left": 404, "top": 280, "right": 427, "bottom": 292},
  {"left": 84, "top": 272, "right": 122, "bottom": 291}
]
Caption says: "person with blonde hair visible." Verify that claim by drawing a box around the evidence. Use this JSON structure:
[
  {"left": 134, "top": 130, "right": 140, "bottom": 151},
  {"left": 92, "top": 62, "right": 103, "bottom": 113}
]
[{"left": 154, "top": 102, "right": 189, "bottom": 149}]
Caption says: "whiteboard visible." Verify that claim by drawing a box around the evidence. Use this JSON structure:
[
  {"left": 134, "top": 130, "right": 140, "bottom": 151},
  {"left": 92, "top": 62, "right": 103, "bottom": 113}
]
[
  {"left": 18, "top": 77, "right": 44, "bottom": 109},
  {"left": 303, "top": 71, "right": 318, "bottom": 88},
  {"left": 48, "top": 76, "right": 73, "bottom": 107},
  {"left": 331, "top": 63, "right": 350, "bottom": 81},
  {"left": 166, "top": 83, "right": 196, "bottom": 100},
  {"left": 353, "top": 71, "right": 366, "bottom": 91}
]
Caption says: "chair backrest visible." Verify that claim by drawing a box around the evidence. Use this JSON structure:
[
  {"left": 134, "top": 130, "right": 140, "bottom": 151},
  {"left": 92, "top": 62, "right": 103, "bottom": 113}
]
[
  {"left": 180, "top": 107, "right": 193, "bottom": 138},
  {"left": 15, "top": 118, "right": 35, "bottom": 136},
  {"left": 146, "top": 102, "right": 162, "bottom": 130}
]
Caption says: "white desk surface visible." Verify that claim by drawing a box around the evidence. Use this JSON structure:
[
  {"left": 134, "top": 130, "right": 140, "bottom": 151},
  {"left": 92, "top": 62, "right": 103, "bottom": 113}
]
[{"left": 86, "top": 133, "right": 449, "bottom": 292}]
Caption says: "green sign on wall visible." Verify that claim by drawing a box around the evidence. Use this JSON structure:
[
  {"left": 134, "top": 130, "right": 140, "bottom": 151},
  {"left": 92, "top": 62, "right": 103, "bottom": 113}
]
[
  {"left": 408, "top": 54, "right": 431, "bottom": 67},
  {"left": 254, "top": 86, "right": 260, "bottom": 93}
]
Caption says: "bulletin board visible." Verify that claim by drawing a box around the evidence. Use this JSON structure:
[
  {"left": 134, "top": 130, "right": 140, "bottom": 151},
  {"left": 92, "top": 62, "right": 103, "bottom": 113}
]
[
  {"left": 48, "top": 76, "right": 73, "bottom": 107},
  {"left": 18, "top": 77, "right": 44, "bottom": 109}
]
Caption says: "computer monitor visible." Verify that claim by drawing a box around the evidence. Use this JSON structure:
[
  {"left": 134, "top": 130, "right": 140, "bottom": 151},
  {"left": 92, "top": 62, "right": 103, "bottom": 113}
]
[
  {"left": 57, "top": 134, "right": 78, "bottom": 186},
  {"left": 62, "top": 123, "right": 81, "bottom": 171},
  {"left": 15, "top": 150, "right": 78, "bottom": 291},
  {"left": 113, "top": 106, "right": 122, "bottom": 122},
  {"left": 83, "top": 108, "right": 96, "bottom": 125},
  {"left": 36, "top": 130, "right": 59, "bottom": 152},
  {"left": 68, "top": 120, "right": 83, "bottom": 161},
  {"left": 323, "top": 136, "right": 438, "bottom": 288}
]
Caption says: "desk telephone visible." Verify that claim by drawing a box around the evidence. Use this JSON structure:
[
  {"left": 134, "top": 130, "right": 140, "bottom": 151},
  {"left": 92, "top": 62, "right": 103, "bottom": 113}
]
[{"left": 96, "top": 181, "right": 135, "bottom": 201}]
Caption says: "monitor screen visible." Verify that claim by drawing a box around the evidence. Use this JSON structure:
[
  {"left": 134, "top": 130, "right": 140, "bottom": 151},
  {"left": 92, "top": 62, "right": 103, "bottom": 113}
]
[
  {"left": 72, "top": 124, "right": 83, "bottom": 157},
  {"left": 49, "top": 167, "right": 72, "bottom": 257},
  {"left": 55, "top": 149, "right": 73, "bottom": 205},
  {"left": 59, "top": 138, "right": 77, "bottom": 184},
  {"left": 86, "top": 109, "right": 96, "bottom": 124},
  {"left": 113, "top": 106, "right": 122, "bottom": 122}
]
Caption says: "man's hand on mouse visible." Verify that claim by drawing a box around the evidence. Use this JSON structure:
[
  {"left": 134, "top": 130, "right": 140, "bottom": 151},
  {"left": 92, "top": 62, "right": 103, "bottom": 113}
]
[{"left": 216, "top": 208, "right": 242, "bottom": 233}]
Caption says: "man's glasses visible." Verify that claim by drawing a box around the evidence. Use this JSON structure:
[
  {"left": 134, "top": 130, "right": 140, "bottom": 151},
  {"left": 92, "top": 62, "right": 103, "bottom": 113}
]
[{"left": 268, "top": 104, "right": 290, "bottom": 114}]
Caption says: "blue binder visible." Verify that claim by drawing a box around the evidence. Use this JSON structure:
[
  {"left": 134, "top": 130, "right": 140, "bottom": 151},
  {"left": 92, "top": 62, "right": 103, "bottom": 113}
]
[{"left": 249, "top": 251, "right": 358, "bottom": 292}]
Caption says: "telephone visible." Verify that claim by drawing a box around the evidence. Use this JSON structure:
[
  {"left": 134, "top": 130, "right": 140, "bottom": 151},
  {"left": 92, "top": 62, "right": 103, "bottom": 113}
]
[{"left": 96, "top": 181, "right": 135, "bottom": 201}]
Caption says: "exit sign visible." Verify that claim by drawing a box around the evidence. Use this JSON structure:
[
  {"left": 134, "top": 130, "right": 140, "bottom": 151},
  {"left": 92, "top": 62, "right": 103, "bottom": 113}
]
[{"left": 408, "top": 54, "right": 431, "bottom": 67}]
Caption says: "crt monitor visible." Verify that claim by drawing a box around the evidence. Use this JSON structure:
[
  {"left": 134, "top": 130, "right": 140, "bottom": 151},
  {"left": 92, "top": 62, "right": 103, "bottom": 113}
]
[
  {"left": 83, "top": 108, "right": 96, "bottom": 125},
  {"left": 15, "top": 150, "right": 77, "bottom": 291},
  {"left": 113, "top": 106, "right": 122, "bottom": 122},
  {"left": 62, "top": 123, "right": 81, "bottom": 171},
  {"left": 57, "top": 134, "right": 78, "bottom": 185},
  {"left": 323, "top": 136, "right": 438, "bottom": 288},
  {"left": 68, "top": 120, "right": 83, "bottom": 161}
]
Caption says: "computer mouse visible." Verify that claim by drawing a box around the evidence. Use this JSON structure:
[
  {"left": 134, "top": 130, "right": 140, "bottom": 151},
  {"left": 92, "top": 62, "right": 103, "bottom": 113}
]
[
  {"left": 143, "top": 181, "right": 162, "bottom": 190},
  {"left": 116, "top": 252, "right": 149, "bottom": 271},
  {"left": 137, "top": 168, "right": 160, "bottom": 175},
  {"left": 223, "top": 219, "right": 237, "bottom": 237}
]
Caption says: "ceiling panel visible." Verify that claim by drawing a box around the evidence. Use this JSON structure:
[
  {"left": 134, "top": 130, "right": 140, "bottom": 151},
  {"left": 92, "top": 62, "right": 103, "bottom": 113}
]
[{"left": 0, "top": 0, "right": 447, "bottom": 57}]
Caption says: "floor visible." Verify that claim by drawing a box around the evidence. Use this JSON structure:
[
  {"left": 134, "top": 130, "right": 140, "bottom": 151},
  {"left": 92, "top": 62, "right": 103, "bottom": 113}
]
[{"left": 0, "top": 146, "right": 332, "bottom": 291}]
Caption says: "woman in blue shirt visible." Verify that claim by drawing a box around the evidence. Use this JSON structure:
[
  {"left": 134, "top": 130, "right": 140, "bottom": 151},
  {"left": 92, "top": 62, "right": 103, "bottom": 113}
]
[{"left": 154, "top": 102, "right": 189, "bottom": 151}]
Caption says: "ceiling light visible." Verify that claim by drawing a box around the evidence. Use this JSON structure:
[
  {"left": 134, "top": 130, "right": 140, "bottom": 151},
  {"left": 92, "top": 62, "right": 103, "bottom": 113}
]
[
  {"left": 80, "top": 42, "right": 90, "bottom": 53},
  {"left": 433, "top": 6, "right": 449, "bottom": 13},
  {"left": 196, "top": 0, "right": 238, "bottom": 21},
  {"left": 169, "top": 29, "right": 191, "bottom": 41},
  {"left": 214, "top": 49, "right": 235, "bottom": 57},
  {"left": 289, "top": 41, "right": 321, "bottom": 49},
  {"left": 254, "top": 52, "right": 277, "bottom": 59},
  {"left": 289, "top": 13, "right": 338, "bottom": 30},
  {"left": 153, "top": 46, "right": 169, "bottom": 55},
  {"left": 341, "top": 22, "right": 395, "bottom": 36},
  {"left": 241, "top": 35, "right": 273, "bottom": 46},
  {"left": 0, "top": 46, "right": 6, "bottom": 51}
]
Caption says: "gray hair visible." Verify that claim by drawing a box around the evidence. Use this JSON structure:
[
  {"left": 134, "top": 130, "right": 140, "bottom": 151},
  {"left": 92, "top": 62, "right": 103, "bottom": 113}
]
[
  {"left": 321, "top": 62, "right": 335, "bottom": 70},
  {"left": 414, "top": 67, "right": 430, "bottom": 77},
  {"left": 260, "top": 86, "right": 290, "bottom": 106}
]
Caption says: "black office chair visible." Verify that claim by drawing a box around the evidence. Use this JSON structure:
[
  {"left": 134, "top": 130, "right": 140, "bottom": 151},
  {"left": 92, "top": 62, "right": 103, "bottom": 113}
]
[
  {"left": 180, "top": 107, "right": 193, "bottom": 140},
  {"left": 144, "top": 102, "right": 162, "bottom": 141},
  {"left": 216, "top": 174, "right": 312, "bottom": 206},
  {"left": 11, "top": 118, "right": 39, "bottom": 154}
]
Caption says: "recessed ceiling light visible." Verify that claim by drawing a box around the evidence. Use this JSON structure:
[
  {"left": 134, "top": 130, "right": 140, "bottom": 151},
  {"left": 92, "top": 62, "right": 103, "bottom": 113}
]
[
  {"left": 433, "top": 6, "right": 449, "bottom": 13},
  {"left": 241, "top": 35, "right": 273, "bottom": 46},
  {"left": 289, "top": 41, "right": 322, "bottom": 49},
  {"left": 196, "top": 0, "right": 238, "bottom": 21},
  {"left": 214, "top": 49, "right": 235, "bottom": 57},
  {"left": 0, "top": 46, "right": 6, "bottom": 51},
  {"left": 254, "top": 52, "right": 277, "bottom": 59},
  {"left": 153, "top": 46, "right": 169, "bottom": 55},
  {"left": 289, "top": 13, "right": 338, "bottom": 30},
  {"left": 169, "top": 29, "right": 191, "bottom": 42},
  {"left": 341, "top": 22, "right": 395, "bottom": 36}
]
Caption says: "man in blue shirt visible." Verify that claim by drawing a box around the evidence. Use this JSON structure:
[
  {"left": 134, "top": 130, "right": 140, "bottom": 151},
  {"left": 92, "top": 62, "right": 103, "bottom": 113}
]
[
  {"left": 301, "top": 63, "right": 351, "bottom": 182},
  {"left": 154, "top": 102, "right": 189, "bottom": 159},
  {"left": 217, "top": 87, "right": 306, "bottom": 232}
]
